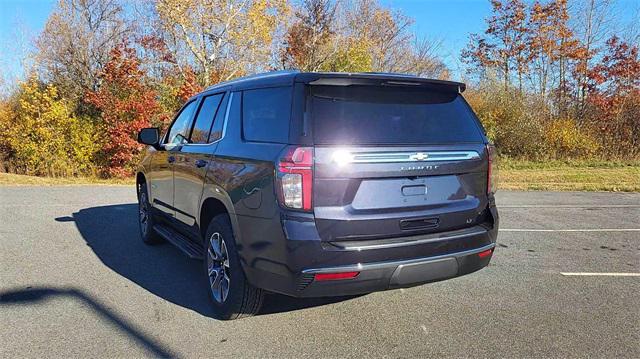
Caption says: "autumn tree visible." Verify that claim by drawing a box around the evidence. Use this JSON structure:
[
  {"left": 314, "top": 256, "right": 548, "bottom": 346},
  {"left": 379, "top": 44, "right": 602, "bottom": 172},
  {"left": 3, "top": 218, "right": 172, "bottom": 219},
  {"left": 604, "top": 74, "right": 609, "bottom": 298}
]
[
  {"left": 282, "top": 0, "right": 446, "bottom": 77},
  {"left": 345, "top": 0, "right": 411, "bottom": 72},
  {"left": 154, "top": 0, "right": 289, "bottom": 87},
  {"left": 462, "top": 0, "right": 528, "bottom": 92},
  {"left": 526, "top": 0, "right": 584, "bottom": 104},
  {"left": 280, "top": 0, "right": 339, "bottom": 71},
  {"left": 587, "top": 36, "right": 640, "bottom": 157},
  {"left": 86, "top": 44, "right": 163, "bottom": 177},
  {"left": 572, "top": 0, "right": 613, "bottom": 114},
  {"left": 336, "top": 0, "right": 445, "bottom": 77},
  {"left": 36, "top": 0, "right": 130, "bottom": 102},
  {"left": 2, "top": 77, "right": 99, "bottom": 176}
]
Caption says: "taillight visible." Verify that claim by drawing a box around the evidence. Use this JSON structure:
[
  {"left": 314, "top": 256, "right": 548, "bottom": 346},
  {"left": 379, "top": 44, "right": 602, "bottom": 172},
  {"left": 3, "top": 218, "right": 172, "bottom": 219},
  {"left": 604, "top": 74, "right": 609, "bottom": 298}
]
[
  {"left": 314, "top": 271, "right": 360, "bottom": 281},
  {"left": 276, "top": 146, "right": 313, "bottom": 211},
  {"left": 486, "top": 144, "right": 497, "bottom": 194}
]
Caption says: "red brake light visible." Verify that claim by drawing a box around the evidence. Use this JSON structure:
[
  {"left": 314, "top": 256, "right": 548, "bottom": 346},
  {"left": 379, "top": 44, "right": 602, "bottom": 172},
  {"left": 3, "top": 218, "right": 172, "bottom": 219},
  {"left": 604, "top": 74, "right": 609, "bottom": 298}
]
[
  {"left": 276, "top": 146, "right": 313, "bottom": 211},
  {"left": 314, "top": 271, "right": 360, "bottom": 281},
  {"left": 478, "top": 249, "right": 493, "bottom": 259}
]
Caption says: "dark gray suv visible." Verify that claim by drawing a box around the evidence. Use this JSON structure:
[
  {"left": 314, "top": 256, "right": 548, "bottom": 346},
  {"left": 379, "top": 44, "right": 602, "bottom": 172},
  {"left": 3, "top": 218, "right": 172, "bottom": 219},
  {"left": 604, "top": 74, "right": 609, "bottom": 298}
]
[{"left": 136, "top": 71, "right": 499, "bottom": 320}]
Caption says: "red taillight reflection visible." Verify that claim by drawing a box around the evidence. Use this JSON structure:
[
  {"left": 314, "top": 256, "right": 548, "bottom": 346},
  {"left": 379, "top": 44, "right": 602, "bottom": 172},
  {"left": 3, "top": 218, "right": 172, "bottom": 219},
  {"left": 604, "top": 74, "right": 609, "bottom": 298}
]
[
  {"left": 477, "top": 249, "right": 493, "bottom": 259},
  {"left": 314, "top": 271, "right": 360, "bottom": 281},
  {"left": 486, "top": 144, "right": 497, "bottom": 194}
]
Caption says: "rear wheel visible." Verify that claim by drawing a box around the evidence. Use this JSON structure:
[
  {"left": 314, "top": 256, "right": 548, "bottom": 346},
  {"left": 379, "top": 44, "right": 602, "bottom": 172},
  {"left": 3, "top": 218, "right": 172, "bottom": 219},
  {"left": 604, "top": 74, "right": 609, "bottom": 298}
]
[
  {"left": 137, "top": 182, "right": 162, "bottom": 245},
  {"left": 204, "top": 214, "right": 264, "bottom": 320}
]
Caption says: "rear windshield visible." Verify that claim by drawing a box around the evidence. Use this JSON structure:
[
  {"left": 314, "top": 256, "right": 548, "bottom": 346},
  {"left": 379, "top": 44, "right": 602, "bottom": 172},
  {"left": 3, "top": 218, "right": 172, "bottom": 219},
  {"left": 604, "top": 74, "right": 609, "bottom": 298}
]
[{"left": 310, "top": 85, "right": 484, "bottom": 145}]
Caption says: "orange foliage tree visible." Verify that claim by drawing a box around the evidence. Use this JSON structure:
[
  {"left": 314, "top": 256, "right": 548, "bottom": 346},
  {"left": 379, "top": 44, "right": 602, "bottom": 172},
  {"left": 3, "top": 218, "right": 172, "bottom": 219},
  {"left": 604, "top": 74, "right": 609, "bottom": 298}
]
[
  {"left": 463, "top": 0, "right": 528, "bottom": 91},
  {"left": 87, "top": 43, "right": 163, "bottom": 177},
  {"left": 587, "top": 36, "right": 640, "bottom": 157}
]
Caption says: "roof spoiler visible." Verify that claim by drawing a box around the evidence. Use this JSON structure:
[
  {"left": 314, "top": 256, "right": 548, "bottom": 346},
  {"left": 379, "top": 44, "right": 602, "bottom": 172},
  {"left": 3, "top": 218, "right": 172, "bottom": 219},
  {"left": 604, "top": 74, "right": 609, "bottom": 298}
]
[{"left": 301, "top": 73, "right": 465, "bottom": 93}]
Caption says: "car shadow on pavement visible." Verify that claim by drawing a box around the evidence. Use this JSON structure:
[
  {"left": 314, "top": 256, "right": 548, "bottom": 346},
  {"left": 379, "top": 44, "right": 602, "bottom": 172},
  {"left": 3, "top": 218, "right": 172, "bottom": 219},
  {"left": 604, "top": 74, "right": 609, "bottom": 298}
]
[
  {"left": 55, "top": 204, "right": 360, "bottom": 318},
  {"left": 0, "top": 286, "right": 176, "bottom": 358}
]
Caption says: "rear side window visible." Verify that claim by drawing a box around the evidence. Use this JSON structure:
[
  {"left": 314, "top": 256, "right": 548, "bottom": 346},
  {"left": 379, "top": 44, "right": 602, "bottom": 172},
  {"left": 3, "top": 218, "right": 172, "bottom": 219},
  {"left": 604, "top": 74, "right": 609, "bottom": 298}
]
[
  {"left": 209, "top": 93, "right": 229, "bottom": 142},
  {"left": 242, "top": 87, "right": 291, "bottom": 143},
  {"left": 190, "top": 93, "right": 224, "bottom": 144},
  {"left": 311, "top": 86, "right": 484, "bottom": 145}
]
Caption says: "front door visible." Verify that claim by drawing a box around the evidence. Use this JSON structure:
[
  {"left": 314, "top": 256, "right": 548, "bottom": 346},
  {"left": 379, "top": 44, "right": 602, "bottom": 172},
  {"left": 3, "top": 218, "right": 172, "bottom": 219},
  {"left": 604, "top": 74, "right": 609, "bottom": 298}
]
[
  {"left": 148, "top": 99, "right": 199, "bottom": 218},
  {"left": 173, "top": 92, "right": 228, "bottom": 228}
]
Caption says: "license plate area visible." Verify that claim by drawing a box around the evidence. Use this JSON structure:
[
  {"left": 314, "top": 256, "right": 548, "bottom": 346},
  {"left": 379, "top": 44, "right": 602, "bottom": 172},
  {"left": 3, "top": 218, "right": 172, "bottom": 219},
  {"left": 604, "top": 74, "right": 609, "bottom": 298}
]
[{"left": 399, "top": 217, "right": 439, "bottom": 230}]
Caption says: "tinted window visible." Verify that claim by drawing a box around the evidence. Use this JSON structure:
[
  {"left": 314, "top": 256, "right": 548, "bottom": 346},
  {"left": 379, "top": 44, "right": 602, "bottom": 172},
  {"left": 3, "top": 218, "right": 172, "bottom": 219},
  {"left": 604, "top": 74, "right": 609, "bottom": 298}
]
[
  {"left": 242, "top": 87, "right": 291, "bottom": 143},
  {"left": 166, "top": 100, "right": 198, "bottom": 145},
  {"left": 311, "top": 86, "right": 484, "bottom": 145},
  {"left": 209, "top": 93, "right": 229, "bottom": 142},
  {"left": 190, "top": 94, "right": 223, "bottom": 144}
]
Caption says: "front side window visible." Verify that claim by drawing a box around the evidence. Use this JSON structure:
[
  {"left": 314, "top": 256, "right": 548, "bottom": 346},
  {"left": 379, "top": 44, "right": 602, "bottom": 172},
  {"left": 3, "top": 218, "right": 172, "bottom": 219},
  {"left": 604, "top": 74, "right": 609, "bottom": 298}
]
[{"left": 166, "top": 100, "right": 198, "bottom": 145}]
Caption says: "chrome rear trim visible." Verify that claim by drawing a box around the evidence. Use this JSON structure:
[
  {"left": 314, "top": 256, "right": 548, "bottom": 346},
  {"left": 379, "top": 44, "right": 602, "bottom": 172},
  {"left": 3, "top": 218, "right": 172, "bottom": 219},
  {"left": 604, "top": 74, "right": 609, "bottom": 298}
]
[{"left": 349, "top": 150, "right": 480, "bottom": 164}]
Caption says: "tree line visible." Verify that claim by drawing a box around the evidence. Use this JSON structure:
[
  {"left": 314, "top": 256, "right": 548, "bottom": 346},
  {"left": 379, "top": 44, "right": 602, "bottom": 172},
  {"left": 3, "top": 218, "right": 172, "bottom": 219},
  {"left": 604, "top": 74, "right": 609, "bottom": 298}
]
[
  {"left": 0, "top": 0, "right": 638, "bottom": 178},
  {"left": 462, "top": 0, "right": 639, "bottom": 160}
]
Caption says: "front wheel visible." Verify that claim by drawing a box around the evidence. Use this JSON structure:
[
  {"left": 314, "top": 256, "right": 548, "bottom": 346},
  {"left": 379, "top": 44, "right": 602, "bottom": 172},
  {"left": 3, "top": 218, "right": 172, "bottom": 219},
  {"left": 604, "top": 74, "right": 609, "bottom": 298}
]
[
  {"left": 137, "top": 182, "right": 162, "bottom": 245},
  {"left": 204, "top": 214, "right": 264, "bottom": 320}
]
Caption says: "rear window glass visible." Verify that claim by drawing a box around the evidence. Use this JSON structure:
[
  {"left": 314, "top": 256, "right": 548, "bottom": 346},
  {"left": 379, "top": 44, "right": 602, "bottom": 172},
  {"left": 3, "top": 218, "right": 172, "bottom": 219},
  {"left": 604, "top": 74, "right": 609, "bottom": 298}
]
[
  {"left": 242, "top": 87, "right": 291, "bottom": 143},
  {"left": 311, "top": 86, "right": 483, "bottom": 145}
]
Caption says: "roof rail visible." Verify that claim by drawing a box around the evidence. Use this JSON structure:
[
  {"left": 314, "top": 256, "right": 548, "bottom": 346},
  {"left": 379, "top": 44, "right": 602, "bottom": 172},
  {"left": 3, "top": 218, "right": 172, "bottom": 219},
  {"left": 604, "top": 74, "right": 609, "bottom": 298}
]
[{"left": 204, "top": 69, "right": 300, "bottom": 91}]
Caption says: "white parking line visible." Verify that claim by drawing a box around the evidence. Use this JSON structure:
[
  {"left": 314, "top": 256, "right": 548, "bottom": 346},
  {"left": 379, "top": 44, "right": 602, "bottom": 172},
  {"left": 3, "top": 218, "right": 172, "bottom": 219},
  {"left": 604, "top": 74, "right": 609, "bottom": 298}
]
[
  {"left": 560, "top": 272, "right": 640, "bottom": 277},
  {"left": 505, "top": 204, "right": 640, "bottom": 208},
  {"left": 501, "top": 205, "right": 640, "bottom": 208},
  {"left": 501, "top": 228, "right": 640, "bottom": 232}
]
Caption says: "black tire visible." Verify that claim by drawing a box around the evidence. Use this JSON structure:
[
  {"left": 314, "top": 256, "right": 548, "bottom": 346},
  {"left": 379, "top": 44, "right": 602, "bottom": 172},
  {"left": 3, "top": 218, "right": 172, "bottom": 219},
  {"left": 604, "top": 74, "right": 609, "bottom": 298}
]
[
  {"left": 137, "top": 182, "right": 163, "bottom": 245},
  {"left": 204, "top": 214, "right": 264, "bottom": 320}
]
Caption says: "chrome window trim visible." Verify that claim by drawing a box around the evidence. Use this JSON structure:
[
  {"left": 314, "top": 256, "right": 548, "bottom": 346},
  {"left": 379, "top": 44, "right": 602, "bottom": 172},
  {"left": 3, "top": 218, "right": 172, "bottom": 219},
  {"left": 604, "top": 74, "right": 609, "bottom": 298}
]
[
  {"left": 180, "top": 92, "right": 234, "bottom": 147},
  {"left": 347, "top": 150, "right": 480, "bottom": 164}
]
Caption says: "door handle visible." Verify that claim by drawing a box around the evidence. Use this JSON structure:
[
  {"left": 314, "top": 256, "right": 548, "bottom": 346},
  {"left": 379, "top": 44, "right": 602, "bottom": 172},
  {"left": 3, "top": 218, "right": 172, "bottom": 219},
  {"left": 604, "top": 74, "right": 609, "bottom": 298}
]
[
  {"left": 168, "top": 156, "right": 176, "bottom": 163},
  {"left": 195, "top": 159, "right": 208, "bottom": 168}
]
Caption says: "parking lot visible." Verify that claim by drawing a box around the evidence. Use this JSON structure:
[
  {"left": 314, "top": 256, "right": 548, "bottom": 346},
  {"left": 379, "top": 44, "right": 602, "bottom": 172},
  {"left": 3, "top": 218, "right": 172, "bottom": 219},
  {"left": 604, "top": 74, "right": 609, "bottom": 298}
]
[{"left": 1, "top": 186, "right": 638, "bottom": 358}]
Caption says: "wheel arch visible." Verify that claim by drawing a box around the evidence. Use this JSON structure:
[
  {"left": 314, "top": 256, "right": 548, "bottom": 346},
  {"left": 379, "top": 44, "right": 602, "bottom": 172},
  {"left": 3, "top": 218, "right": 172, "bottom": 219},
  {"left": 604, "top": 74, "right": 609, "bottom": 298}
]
[
  {"left": 136, "top": 171, "right": 146, "bottom": 185},
  {"left": 199, "top": 197, "right": 230, "bottom": 238},
  {"left": 136, "top": 171, "right": 147, "bottom": 198},
  {"left": 198, "top": 184, "right": 241, "bottom": 244}
]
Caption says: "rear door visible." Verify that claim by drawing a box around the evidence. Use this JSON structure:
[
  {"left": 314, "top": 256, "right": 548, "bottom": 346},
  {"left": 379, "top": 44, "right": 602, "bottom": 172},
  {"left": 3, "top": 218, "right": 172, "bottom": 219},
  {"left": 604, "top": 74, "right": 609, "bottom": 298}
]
[{"left": 309, "top": 84, "right": 489, "bottom": 242}]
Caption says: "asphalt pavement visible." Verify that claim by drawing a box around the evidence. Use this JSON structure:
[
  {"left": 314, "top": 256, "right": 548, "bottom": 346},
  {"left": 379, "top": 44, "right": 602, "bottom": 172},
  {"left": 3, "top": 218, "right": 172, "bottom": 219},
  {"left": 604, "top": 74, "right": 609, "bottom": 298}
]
[{"left": 1, "top": 186, "right": 638, "bottom": 358}]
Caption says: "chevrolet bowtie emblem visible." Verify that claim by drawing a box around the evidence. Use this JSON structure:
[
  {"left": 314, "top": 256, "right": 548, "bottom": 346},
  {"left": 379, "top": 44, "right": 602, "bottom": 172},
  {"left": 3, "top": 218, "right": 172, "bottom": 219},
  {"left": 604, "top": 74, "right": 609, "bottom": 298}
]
[{"left": 409, "top": 152, "right": 429, "bottom": 161}]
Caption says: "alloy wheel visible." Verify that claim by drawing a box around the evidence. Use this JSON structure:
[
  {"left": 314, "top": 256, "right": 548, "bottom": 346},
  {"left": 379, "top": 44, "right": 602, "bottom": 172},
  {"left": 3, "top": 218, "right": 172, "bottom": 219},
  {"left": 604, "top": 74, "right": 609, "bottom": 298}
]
[
  {"left": 139, "top": 191, "right": 148, "bottom": 237},
  {"left": 207, "top": 232, "right": 230, "bottom": 303}
]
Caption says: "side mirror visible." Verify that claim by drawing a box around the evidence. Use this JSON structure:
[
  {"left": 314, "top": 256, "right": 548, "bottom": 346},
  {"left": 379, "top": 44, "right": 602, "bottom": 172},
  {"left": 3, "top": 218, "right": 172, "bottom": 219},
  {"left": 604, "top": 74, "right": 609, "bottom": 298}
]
[{"left": 137, "top": 128, "right": 160, "bottom": 147}]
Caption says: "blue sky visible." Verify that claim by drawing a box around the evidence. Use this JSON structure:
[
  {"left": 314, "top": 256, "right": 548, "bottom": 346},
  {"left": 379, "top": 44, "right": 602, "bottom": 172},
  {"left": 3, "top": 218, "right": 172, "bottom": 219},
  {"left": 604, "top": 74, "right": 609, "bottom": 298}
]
[{"left": 0, "top": 0, "right": 638, "bottom": 84}]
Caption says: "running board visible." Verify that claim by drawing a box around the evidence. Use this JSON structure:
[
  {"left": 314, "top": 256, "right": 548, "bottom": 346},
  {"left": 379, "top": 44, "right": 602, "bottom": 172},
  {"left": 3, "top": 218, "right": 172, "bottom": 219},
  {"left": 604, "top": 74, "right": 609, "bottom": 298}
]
[{"left": 153, "top": 224, "right": 204, "bottom": 260}]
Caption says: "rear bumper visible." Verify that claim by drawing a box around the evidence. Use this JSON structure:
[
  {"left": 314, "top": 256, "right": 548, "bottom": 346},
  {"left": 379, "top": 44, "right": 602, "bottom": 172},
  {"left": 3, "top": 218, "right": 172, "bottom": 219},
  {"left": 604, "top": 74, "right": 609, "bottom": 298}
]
[
  {"left": 238, "top": 204, "right": 498, "bottom": 298},
  {"left": 297, "top": 243, "right": 495, "bottom": 297}
]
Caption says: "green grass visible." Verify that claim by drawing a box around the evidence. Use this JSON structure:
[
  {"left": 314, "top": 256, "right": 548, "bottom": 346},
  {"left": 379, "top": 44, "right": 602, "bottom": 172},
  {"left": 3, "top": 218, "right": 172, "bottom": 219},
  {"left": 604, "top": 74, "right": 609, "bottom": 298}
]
[
  {"left": 498, "top": 158, "right": 640, "bottom": 192},
  {"left": 0, "top": 173, "right": 134, "bottom": 186}
]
